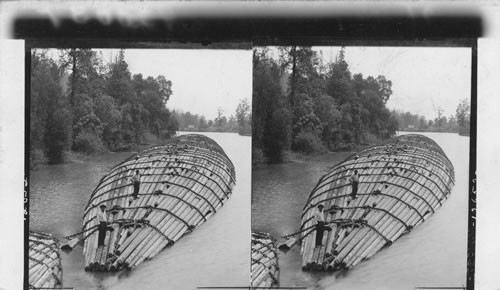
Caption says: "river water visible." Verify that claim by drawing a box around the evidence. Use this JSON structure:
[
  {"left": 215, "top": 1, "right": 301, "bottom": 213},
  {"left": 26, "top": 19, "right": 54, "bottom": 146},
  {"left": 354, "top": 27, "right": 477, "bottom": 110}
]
[
  {"left": 252, "top": 132, "right": 469, "bottom": 290},
  {"left": 30, "top": 132, "right": 251, "bottom": 290}
]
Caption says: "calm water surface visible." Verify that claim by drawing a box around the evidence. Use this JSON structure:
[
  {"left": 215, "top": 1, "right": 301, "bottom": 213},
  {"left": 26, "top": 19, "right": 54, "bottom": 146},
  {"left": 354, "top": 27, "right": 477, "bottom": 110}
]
[
  {"left": 30, "top": 132, "right": 251, "bottom": 290},
  {"left": 252, "top": 132, "right": 469, "bottom": 290}
]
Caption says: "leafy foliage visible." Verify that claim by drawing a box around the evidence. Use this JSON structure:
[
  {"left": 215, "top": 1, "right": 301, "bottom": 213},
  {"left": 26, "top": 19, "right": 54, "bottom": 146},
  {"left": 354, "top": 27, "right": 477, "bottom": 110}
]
[
  {"left": 30, "top": 49, "right": 178, "bottom": 166},
  {"left": 392, "top": 108, "right": 461, "bottom": 133},
  {"left": 31, "top": 51, "right": 72, "bottom": 164},
  {"left": 253, "top": 53, "right": 292, "bottom": 163},
  {"left": 292, "top": 131, "right": 326, "bottom": 154},
  {"left": 172, "top": 107, "right": 246, "bottom": 134},
  {"left": 253, "top": 46, "right": 398, "bottom": 163},
  {"left": 456, "top": 98, "right": 471, "bottom": 129},
  {"left": 236, "top": 98, "right": 251, "bottom": 127}
]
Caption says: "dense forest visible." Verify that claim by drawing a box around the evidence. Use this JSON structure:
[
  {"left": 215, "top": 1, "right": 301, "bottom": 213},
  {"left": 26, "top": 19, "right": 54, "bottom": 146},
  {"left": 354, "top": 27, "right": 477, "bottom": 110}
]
[
  {"left": 392, "top": 98, "right": 471, "bottom": 134},
  {"left": 30, "top": 49, "right": 178, "bottom": 167},
  {"left": 252, "top": 47, "right": 398, "bottom": 164},
  {"left": 172, "top": 98, "right": 251, "bottom": 135}
]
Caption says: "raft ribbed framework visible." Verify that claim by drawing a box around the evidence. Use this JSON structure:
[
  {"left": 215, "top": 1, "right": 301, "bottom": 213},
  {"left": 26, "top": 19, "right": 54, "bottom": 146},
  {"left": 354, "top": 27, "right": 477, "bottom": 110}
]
[
  {"left": 29, "top": 231, "right": 62, "bottom": 288},
  {"left": 300, "top": 134, "right": 455, "bottom": 272},
  {"left": 251, "top": 232, "right": 280, "bottom": 288},
  {"left": 82, "top": 134, "right": 236, "bottom": 272}
]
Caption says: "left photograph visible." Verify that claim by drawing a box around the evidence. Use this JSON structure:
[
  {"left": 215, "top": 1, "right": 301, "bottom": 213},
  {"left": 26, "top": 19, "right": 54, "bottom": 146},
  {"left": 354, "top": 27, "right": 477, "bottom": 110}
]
[{"left": 28, "top": 48, "right": 252, "bottom": 289}]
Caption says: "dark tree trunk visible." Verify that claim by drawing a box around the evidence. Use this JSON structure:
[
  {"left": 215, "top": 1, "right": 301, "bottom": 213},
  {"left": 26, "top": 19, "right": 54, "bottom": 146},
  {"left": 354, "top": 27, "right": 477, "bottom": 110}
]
[
  {"left": 290, "top": 46, "right": 297, "bottom": 108},
  {"left": 71, "top": 50, "right": 76, "bottom": 107}
]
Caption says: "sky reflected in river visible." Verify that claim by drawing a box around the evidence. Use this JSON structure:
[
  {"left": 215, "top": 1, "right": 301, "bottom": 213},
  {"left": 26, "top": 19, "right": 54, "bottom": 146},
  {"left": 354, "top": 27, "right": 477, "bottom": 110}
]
[
  {"left": 30, "top": 132, "right": 251, "bottom": 290},
  {"left": 252, "top": 132, "right": 469, "bottom": 290}
]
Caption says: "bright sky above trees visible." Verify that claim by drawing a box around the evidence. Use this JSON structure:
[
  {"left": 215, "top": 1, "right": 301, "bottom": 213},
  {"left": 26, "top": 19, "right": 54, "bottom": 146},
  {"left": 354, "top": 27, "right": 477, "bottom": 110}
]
[
  {"left": 315, "top": 46, "right": 471, "bottom": 120},
  {"left": 48, "top": 46, "right": 469, "bottom": 121},
  {"left": 265, "top": 46, "right": 471, "bottom": 120},
  {"left": 100, "top": 49, "right": 252, "bottom": 120}
]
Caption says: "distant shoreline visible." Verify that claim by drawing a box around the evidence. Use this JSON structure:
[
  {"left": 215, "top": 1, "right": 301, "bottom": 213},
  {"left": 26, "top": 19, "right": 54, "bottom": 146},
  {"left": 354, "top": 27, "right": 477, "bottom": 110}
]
[{"left": 397, "top": 128, "right": 469, "bottom": 135}]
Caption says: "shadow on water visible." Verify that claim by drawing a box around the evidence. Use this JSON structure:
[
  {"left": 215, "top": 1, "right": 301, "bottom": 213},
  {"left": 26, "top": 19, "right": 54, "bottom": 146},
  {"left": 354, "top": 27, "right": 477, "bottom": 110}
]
[{"left": 252, "top": 132, "right": 469, "bottom": 290}]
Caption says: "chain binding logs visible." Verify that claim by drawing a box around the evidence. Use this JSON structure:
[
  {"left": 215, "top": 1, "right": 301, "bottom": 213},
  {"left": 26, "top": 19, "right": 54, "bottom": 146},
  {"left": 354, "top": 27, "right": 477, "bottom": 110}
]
[
  {"left": 300, "top": 134, "right": 455, "bottom": 272},
  {"left": 82, "top": 134, "right": 236, "bottom": 272},
  {"left": 251, "top": 232, "right": 280, "bottom": 288},
  {"left": 29, "top": 231, "right": 63, "bottom": 288}
]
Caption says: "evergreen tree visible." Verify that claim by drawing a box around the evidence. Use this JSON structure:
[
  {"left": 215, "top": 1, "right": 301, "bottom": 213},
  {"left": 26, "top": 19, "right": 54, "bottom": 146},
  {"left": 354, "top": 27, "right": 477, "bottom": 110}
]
[
  {"left": 31, "top": 50, "right": 72, "bottom": 164},
  {"left": 253, "top": 49, "right": 292, "bottom": 162}
]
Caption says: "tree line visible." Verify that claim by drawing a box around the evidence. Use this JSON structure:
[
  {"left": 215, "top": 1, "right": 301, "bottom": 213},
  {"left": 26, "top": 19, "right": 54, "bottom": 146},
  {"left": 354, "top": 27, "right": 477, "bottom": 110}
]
[
  {"left": 392, "top": 98, "right": 471, "bottom": 134},
  {"left": 252, "top": 47, "right": 398, "bottom": 164},
  {"left": 30, "top": 49, "right": 177, "bottom": 167},
  {"left": 172, "top": 98, "right": 252, "bottom": 135}
]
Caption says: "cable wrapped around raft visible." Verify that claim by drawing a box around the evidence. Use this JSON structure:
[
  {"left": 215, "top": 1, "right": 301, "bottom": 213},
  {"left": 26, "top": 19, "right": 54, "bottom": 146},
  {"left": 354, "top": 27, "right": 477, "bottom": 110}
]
[
  {"left": 81, "top": 134, "right": 236, "bottom": 272},
  {"left": 251, "top": 232, "right": 280, "bottom": 288},
  {"left": 299, "top": 134, "right": 455, "bottom": 272},
  {"left": 29, "top": 231, "right": 63, "bottom": 289}
]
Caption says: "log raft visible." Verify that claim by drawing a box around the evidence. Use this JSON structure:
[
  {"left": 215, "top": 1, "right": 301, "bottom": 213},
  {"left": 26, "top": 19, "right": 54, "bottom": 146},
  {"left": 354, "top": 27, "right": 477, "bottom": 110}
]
[
  {"left": 251, "top": 232, "right": 280, "bottom": 288},
  {"left": 29, "top": 231, "right": 63, "bottom": 289},
  {"left": 300, "top": 134, "right": 455, "bottom": 272},
  {"left": 82, "top": 134, "right": 236, "bottom": 272}
]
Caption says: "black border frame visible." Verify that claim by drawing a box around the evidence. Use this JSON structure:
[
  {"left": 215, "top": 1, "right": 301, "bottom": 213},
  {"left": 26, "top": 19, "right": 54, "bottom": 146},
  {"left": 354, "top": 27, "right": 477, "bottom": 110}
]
[
  {"left": 467, "top": 38, "right": 478, "bottom": 289},
  {"left": 19, "top": 14, "right": 480, "bottom": 290}
]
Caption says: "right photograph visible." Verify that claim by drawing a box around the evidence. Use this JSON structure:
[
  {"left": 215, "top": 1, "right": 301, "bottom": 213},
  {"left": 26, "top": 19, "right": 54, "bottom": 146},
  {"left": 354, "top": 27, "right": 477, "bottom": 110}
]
[{"left": 251, "top": 46, "right": 471, "bottom": 290}]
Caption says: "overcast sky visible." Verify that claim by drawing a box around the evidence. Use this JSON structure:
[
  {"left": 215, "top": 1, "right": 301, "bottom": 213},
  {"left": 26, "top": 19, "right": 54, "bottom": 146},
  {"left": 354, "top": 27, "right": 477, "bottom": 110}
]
[
  {"left": 314, "top": 46, "right": 471, "bottom": 120},
  {"left": 100, "top": 49, "right": 252, "bottom": 120},
  {"left": 49, "top": 46, "right": 469, "bottom": 121}
]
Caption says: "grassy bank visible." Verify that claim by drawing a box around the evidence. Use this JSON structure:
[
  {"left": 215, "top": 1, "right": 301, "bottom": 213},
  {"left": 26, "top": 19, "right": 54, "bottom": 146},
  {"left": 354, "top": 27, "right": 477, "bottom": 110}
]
[
  {"left": 30, "top": 143, "right": 157, "bottom": 170},
  {"left": 252, "top": 142, "right": 377, "bottom": 168}
]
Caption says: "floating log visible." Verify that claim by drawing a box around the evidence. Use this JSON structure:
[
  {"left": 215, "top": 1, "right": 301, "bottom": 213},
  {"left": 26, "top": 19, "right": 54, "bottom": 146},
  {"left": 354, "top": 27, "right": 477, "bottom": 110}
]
[
  {"left": 60, "top": 237, "right": 80, "bottom": 251},
  {"left": 29, "top": 231, "right": 63, "bottom": 288},
  {"left": 277, "top": 237, "right": 297, "bottom": 251},
  {"left": 251, "top": 232, "right": 280, "bottom": 288},
  {"left": 82, "top": 134, "right": 236, "bottom": 272},
  {"left": 299, "top": 134, "right": 455, "bottom": 272}
]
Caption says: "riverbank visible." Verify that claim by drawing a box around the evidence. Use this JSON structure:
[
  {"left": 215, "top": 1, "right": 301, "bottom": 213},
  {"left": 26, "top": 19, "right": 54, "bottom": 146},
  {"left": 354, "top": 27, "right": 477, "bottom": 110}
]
[
  {"left": 30, "top": 141, "right": 165, "bottom": 170},
  {"left": 177, "top": 126, "right": 252, "bottom": 135},
  {"left": 252, "top": 143, "right": 376, "bottom": 168},
  {"left": 30, "top": 150, "right": 132, "bottom": 170}
]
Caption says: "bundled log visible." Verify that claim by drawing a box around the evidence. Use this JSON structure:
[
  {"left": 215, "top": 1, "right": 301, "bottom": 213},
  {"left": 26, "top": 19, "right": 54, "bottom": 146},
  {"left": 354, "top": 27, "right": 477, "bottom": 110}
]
[
  {"left": 29, "top": 231, "right": 63, "bottom": 288},
  {"left": 299, "top": 134, "right": 455, "bottom": 272},
  {"left": 251, "top": 232, "right": 280, "bottom": 288},
  {"left": 82, "top": 134, "right": 236, "bottom": 272}
]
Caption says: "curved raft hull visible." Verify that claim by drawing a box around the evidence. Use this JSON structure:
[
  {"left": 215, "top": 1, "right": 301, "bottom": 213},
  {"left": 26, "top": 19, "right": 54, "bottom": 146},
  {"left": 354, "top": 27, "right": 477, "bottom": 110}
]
[
  {"left": 29, "top": 231, "right": 63, "bottom": 288},
  {"left": 83, "top": 134, "right": 236, "bottom": 272},
  {"left": 251, "top": 232, "right": 280, "bottom": 288},
  {"left": 300, "top": 134, "right": 455, "bottom": 272}
]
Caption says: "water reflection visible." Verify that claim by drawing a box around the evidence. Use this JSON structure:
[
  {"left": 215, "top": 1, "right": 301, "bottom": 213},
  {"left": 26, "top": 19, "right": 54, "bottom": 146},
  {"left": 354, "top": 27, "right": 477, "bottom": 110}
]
[
  {"left": 30, "top": 132, "right": 251, "bottom": 290},
  {"left": 252, "top": 132, "right": 469, "bottom": 290}
]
